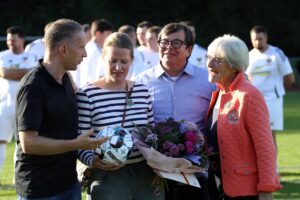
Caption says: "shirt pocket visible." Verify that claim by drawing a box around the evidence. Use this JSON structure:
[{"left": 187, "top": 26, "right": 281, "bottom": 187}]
[{"left": 235, "top": 165, "right": 257, "bottom": 176}]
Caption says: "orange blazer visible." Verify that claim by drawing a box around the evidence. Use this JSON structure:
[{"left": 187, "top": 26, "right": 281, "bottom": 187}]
[{"left": 206, "top": 72, "right": 282, "bottom": 197}]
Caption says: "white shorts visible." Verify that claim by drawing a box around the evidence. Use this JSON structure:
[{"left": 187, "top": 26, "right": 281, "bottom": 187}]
[
  {"left": 265, "top": 97, "right": 283, "bottom": 131},
  {"left": 0, "top": 107, "right": 16, "bottom": 142}
]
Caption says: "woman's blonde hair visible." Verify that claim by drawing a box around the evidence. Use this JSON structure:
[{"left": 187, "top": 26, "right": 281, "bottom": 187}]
[{"left": 102, "top": 32, "right": 134, "bottom": 59}]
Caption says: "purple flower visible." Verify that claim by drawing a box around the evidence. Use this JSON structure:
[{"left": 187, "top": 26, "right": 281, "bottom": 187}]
[
  {"left": 193, "top": 143, "right": 201, "bottom": 152},
  {"left": 160, "top": 127, "right": 172, "bottom": 134},
  {"left": 185, "top": 141, "right": 194, "bottom": 154},
  {"left": 164, "top": 152, "right": 172, "bottom": 157},
  {"left": 170, "top": 145, "right": 179, "bottom": 156},
  {"left": 177, "top": 143, "right": 185, "bottom": 151},
  {"left": 185, "top": 131, "right": 198, "bottom": 144},
  {"left": 162, "top": 141, "right": 172, "bottom": 150}
]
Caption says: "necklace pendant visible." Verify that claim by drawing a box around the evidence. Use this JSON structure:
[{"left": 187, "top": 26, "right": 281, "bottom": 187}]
[{"left": 127, "top": 99, "right": 134, "bottom": 107}]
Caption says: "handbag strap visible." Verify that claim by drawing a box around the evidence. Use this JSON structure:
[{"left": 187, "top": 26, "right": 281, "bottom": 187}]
[{"left": 121, "top": 81, "right": 132, "bottom": 127}]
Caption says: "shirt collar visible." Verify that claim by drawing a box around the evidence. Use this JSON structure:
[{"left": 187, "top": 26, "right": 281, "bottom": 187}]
[
  {"left": 39, "top": 60, "right": 68, "bottom": 87},
  {"left": 154, "top": 61, "right": 195, "bottom": 78},
  {"left": 216, "top": 71, "right": 245, "bottom": 92},
  {"left": 228, "top": 71, "right": 245, "bottom": 91}
]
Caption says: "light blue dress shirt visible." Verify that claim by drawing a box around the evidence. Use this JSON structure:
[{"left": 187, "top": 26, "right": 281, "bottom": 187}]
[{"left": 136, "top": 62, "right": 216, "bottom": 130}]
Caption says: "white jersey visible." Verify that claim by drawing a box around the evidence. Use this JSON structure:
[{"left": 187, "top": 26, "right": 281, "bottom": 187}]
[
  {"left": 128, "top": 49, "right": 148, "bottom": 80},
  {"left": 0, "top": 50, "right": 37, "bottom": 109},
  {"left": 25, "top": 38, "right": 45, "bottom": 60},
  {"left": 139, "top": 48, "right": 159, "bottom": 69},
  {"left": 246, "top": 45, "right": 293, "bottom": 100},
  {"left": 72, "top": 41, "right": 102, "bottom": 88},
  {"left": 188, "top": 43, "right": 207, "bottom": 69},
  {"left": 137, "top": 45, "right": 148, "bottom": 53}
]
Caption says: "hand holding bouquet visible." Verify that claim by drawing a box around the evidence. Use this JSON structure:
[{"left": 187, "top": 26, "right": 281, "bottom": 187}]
[{"left": 132, "top": 118, "right": 208, "bottom": 174}]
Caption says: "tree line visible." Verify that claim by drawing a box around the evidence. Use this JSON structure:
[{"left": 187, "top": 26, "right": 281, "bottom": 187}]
[{"left": 0, "top": 0, "right": 299, "bottom": 56}]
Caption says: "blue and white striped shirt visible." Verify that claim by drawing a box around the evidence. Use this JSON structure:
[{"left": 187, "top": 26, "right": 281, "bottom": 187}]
[{"left": 76, "top": 83, "right": 154, "bottom": 166}]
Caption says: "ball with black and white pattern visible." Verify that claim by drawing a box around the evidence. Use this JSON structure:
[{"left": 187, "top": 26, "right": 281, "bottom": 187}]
[{"left": 95, "top": 127, "right": 133, "bottom": 165}]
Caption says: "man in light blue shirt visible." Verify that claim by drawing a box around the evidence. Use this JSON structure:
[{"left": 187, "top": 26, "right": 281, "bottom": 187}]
[
  {"left": 136, "top": 60, "right": 214, "bottom": 130},
  {"left": 136, "top": 22, "right": 215, "bottom": 200}
]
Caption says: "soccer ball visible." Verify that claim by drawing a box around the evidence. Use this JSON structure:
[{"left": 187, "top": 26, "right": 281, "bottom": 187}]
[{"left": 95, "top": 127, "right": 133, "bottom": 165}]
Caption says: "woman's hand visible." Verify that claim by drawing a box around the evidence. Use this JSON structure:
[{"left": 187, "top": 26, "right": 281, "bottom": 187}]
[
  {"left": 91, "top": 156, "right": 124, "bottom": 171},
  {"left": 259, "top": 192, "right": 273, "bottom": 200}
]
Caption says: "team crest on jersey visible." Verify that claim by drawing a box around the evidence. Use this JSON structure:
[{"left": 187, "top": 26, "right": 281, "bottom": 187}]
[
  {"left": 197, "top": 57, "right": 202, "bottom": 63},
  {"left": 227, "top": 109, "right": 239, "bottom": 124},
  {"left": 266, "top": 57, "right": 272, "bottom": 65}
]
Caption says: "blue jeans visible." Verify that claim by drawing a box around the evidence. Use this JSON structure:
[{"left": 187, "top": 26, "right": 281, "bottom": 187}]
[{"left": 17, "top": 181, "right": 81, "bottom": 200}]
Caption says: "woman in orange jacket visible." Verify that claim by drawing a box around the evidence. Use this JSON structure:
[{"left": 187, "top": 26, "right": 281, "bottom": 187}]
[{"left": 203, "top": 34, "right": 282, "bottom": 200}]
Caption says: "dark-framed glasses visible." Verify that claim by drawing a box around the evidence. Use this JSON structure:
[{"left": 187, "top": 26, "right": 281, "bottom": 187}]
[
  {"left": 158, "top": 39, "right": 185, "bottom": 49},
  {"left": 205, "top": 55, "right": 225, "bottom": 65}
]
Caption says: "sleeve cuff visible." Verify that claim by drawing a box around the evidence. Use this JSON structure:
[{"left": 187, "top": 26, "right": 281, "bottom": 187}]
[{"left": 257, "top": 177, "right": 283, "bottom": 192}]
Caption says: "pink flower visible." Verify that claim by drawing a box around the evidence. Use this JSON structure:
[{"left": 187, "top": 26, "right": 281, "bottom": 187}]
[
  {"left": 185, "top": 131, "right": 198, "bottom": 144},
  {"left": 185, "top": 141, "right": 194, "bottom": 154}
]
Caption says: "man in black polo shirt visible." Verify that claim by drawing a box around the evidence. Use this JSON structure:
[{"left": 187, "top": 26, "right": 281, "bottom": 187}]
[{"left": 15, "top": 19, "right": 108, "bottom": 200}]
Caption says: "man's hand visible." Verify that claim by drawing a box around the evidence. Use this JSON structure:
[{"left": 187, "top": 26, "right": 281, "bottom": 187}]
[
  {"left": 0, "top": 67, "right": 30, "bottom": 80},
  {"left": 76, "top": 129, "right": 109, "bottom": 150}
]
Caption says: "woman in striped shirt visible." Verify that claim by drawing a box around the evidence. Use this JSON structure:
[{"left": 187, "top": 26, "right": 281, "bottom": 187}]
[{"left": 76, "top": 32, "right": 164, "bottom": 200}]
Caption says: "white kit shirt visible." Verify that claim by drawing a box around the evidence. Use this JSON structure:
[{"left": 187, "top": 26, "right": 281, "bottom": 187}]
[
  {"left": 25, "top": 38, "right": 45, "bottom": 60},
  {"left": 127, "top": 49, "right": 148, "bottom": 80},
  {"left": 139, "top": 48, "right": 159, "bottom": 69},
  {"left": 72, "top": 41, "right": 102, "bottom": 88},
  {"left": 246, "top": 45, "right": 293, "bottom": 100},
  {"left": 137, "top": 45, "right": 148, "bottom": 53},
  {"left": 188, "top": 44, "right": 207, "bottom": 69},
  {"left": 0, "top": 50, "right": 37, "bottom": 109}
]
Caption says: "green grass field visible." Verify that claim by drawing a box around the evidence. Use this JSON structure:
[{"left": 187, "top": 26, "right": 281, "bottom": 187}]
[{"left": 1, "top": 92, "right": 300, "bottom": 199}]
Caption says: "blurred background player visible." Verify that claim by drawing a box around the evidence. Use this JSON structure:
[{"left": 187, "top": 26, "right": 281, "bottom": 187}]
[
  {"left": 181, "top": 21, "right": 207, "bottom": 69},
  {"left": 246, "top": 25, "right": 295, "bottom": 151},
  {"left": 25, "top": 21, "right": 53, "bottom": 60}
]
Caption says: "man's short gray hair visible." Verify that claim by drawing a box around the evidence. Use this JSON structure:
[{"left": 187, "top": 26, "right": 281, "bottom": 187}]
[{"left": 45, "top": 19, "right": 83, "bottom": 50}]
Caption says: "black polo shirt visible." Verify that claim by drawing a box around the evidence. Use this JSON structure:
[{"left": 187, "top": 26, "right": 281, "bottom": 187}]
[{"left": 15, "top": 61, "right": 78, "bottom": 198}]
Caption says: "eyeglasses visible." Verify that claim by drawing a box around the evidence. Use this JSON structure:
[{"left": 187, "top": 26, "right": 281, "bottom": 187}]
[
  {"left": 158, "top": 39, "right": 185, "bottom": 49},
  {"left": 205, "top": 55, "right": 225, "bottom": 66}
]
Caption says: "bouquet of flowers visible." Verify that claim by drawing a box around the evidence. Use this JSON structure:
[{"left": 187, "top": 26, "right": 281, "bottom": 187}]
[{"left": 132, "top": 118, "right": 208, "bottom": 188}]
